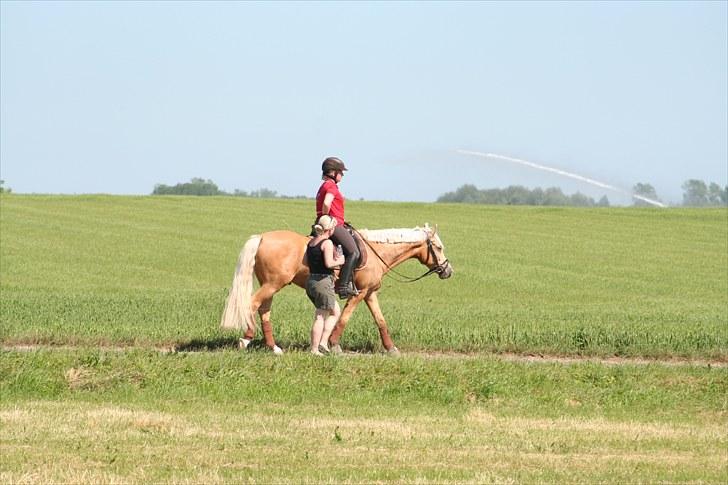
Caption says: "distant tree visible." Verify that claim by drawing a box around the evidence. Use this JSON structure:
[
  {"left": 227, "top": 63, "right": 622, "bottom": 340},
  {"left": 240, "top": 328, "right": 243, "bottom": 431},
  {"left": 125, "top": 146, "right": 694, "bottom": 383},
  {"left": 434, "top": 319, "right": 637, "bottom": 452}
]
[
  {"left": 234, "top": 188, "right": 298, "bottom": 198},
  {"left": 632, "top": 183, "right": 660, "bottom": 207},
  {"left": 569, "top": 192, "right": 595, "bottom": 207},
  {"left": 707, "top": 183, "right": 727, "bottom": 206},
  {"left": 681, "top": 179, "right": 709, "bottom": 206},
  {"left": 543, "top": 187, "right": 569, "bottom": 206},
  {"left": 501, "top": 185, "right": 530, "bottom": 205},
  {"left": 437, "top": 184, "right": 482, "bottom": 203},
  {"left": 479, "top": 188, "right": 505, "bottom": 205},
  {"left": 597, "top": 195, "right": 610, "bottom": 207},
  {"left": 529, "top": 187, "right": 546, "bottom": 206},
  {"left": 153, "top": 178, "right": 224, "bottom": 196},
  {"left": 0, "top": 180, "right": 9, "bottom": 193},
  {"left": 249, "top": 188, "right": 278, "bottom": 198}
]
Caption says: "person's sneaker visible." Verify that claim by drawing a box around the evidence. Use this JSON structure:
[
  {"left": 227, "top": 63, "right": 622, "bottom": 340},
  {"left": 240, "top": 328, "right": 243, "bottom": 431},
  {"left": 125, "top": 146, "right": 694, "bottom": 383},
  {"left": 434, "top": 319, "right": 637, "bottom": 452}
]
[
  {"left": 318, "top": 343, "right": 330, "bottom": 354},
  {"left": 311, "top": 350, "right": 324, "bottom": 356}
]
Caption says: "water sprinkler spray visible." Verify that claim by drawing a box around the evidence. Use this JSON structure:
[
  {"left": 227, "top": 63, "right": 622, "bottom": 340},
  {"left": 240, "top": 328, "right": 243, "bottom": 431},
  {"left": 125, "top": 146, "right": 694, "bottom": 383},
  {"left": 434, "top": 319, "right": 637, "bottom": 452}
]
[{"left": 456, "top": 150, "right": 666, "bottom": 208}]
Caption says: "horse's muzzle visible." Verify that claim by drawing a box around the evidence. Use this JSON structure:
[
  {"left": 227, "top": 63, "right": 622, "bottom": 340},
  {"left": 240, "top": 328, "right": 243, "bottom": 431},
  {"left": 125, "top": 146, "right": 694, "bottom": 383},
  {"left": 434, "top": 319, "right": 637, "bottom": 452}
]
[{"left": 437, "top": 262, "right": 453, "bottom": 279}]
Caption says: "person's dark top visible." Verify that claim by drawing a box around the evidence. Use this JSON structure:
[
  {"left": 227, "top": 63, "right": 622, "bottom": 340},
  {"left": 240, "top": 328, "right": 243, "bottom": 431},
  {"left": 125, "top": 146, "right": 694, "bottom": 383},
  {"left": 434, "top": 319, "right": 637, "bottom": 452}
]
[{"left": 307, "top": 240, "right": 333, "bottom": 275}]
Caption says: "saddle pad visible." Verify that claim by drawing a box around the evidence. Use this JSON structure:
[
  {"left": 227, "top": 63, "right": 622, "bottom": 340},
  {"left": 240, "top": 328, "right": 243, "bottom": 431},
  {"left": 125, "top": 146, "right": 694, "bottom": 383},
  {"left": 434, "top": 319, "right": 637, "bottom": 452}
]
[{"left": 352, "top": 229, "right": 368, "bottom": 270}]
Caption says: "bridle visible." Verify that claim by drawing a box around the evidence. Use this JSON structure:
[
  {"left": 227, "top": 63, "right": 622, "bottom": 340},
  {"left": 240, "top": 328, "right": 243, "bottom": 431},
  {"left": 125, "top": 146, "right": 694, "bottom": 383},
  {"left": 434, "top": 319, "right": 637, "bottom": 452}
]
[
  {"left": 409, "top": 237, "right": 451, "bottom": 282},
  {"left": 353, "top": 227, "right": 450, "bottom": 284}
]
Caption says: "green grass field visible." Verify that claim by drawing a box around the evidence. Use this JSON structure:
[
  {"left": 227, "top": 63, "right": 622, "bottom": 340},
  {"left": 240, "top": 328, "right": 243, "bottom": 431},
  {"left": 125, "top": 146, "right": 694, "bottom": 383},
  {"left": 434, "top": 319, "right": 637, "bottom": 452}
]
[
  {"left": 1, "top": 195, "right": 726, "bottom": 358},
  {"left": 1, "top": 195, "right": 727, "bottom": 483}
]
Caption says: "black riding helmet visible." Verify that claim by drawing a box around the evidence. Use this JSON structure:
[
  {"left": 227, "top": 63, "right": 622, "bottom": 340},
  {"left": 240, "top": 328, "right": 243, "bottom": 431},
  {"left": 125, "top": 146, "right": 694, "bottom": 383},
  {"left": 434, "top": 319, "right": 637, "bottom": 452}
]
[{"left": 322, "top": 157, "right": 348, "bottom": 174}]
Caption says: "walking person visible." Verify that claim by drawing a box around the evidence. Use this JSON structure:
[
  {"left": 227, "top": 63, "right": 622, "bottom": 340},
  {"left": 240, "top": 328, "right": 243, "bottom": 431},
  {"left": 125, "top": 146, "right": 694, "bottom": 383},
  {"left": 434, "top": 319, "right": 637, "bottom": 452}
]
[
  {"left": 304, "top": 215, "right": 344, "bottom": 355},
  {"left": 316, "top": 156, "right": 360, "bottom": 298}
]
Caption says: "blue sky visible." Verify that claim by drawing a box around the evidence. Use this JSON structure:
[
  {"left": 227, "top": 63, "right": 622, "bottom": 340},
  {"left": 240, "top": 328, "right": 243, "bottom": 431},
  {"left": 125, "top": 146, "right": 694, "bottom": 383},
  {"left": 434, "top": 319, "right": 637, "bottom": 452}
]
[{"left": 1, "top": 1, "right": 726, "bottom": 204}]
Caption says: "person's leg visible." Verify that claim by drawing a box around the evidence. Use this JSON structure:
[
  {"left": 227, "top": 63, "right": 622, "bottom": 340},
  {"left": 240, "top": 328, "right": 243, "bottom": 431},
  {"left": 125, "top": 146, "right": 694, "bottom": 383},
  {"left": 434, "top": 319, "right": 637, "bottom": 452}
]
[
  {"left": 319, "top": 302, "right": 340, "bottom": 352},
  {"left": 332, "top": 226, "right": 360, "bottom": 296},
  {"left": 310, "top": 309, "right": 327, "bottom": 355}
]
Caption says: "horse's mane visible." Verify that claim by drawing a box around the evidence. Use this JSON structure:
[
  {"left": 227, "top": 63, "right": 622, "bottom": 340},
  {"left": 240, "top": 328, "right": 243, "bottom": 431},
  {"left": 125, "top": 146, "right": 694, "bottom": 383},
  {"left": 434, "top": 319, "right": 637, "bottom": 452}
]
[{"left": 358, "top": 227, "right": 429, "bottom": 244}]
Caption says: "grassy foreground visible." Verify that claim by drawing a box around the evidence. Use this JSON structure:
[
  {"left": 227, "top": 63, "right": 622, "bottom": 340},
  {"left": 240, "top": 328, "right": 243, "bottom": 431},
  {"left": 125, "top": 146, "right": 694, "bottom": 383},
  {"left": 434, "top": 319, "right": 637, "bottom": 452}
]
[
  {"left": 1, "top": 348, "right": 726, "bottom": 484},
  {"left": 1, "top": 195, "right": 726, "bottom": 359}
]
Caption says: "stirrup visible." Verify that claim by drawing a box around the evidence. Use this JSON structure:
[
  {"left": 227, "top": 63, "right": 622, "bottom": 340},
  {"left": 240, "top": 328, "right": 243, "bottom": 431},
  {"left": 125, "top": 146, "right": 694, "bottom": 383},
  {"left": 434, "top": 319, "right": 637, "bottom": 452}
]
[{"left": 336, "top": 283, "right": 359, "bottom": 298}]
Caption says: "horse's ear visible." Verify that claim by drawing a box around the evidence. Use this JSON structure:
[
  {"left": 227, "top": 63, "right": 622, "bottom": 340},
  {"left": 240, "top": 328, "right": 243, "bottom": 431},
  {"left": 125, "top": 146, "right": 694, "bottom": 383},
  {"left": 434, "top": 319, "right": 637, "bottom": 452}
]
[{"left": 434, "top": 224, "right": 439, "bottom": 235}]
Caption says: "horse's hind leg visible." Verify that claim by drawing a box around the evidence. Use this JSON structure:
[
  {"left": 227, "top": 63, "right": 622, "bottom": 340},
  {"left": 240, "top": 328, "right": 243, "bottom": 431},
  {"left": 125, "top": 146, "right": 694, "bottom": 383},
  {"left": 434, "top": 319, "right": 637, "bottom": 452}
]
[
  {"left": 238, "top": 284, "right": 282, "bottom": 354},
  {"left": 254, "top": 284, "right": 283, "bottom": 353},
  {"left": 241, "top": 326, "right": 256, "bottom": 347},
  {"left": 240, "top": 315, "right": 258, "bottom": 349},
  {"left": 258, "top": 296, "right": 283, "bottom": 354}
]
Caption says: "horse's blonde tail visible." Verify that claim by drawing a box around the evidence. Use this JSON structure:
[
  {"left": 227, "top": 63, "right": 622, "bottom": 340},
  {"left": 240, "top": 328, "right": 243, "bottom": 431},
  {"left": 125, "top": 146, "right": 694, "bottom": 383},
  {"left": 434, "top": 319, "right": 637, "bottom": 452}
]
[{"left": 220, "top": 235, "right": 262, "bottom": 332}]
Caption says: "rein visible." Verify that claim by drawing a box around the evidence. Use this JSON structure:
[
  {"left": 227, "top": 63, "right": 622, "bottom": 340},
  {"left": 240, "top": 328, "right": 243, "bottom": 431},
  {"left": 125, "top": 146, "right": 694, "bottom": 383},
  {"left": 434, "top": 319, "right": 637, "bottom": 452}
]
[{"left": 350, "top": 226, "right": 449, "bottom": 284}]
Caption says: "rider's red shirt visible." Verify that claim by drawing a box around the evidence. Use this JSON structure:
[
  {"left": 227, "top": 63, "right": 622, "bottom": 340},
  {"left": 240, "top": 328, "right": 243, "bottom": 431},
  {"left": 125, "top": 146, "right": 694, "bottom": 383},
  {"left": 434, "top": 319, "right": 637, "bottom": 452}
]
[{"left": 316, "top": 179, "right": 345, "bottom": 225}]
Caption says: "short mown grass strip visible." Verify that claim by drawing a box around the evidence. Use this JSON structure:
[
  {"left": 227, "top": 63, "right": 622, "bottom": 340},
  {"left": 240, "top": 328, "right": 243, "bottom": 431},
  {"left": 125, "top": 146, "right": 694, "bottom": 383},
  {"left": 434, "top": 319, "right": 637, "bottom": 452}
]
[{"left": 1, "top": 349, "right": 726, "bottom": 483}]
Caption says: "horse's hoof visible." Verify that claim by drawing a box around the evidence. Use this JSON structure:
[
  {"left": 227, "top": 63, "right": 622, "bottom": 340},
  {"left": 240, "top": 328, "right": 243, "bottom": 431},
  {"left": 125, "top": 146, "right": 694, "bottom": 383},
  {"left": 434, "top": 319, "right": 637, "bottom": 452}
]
[
  {"left": 330, "top": 344, "right": 343, "bottom": 355},
  {"left": 387, "top": 347, "right": 400, "bottom": 356},
  {"left": 239, "top": 338, "right": 251, "bottom": 350},
  {"left": 272, "top": 345, "right": 284, "bottom": 355}
]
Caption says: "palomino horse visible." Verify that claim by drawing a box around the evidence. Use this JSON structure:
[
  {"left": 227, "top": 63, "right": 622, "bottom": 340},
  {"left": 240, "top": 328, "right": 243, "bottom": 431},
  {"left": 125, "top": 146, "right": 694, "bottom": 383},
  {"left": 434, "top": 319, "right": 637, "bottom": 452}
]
[{"left": 220, "top": 224, "right": 453, "bottom": 354}]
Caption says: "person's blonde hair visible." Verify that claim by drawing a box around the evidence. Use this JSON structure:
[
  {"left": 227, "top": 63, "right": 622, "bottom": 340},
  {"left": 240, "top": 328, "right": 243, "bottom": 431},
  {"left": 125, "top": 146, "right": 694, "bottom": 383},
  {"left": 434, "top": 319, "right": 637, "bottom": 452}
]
[{"left": 312, "top": 215, "right": 337, "bottom": 236}]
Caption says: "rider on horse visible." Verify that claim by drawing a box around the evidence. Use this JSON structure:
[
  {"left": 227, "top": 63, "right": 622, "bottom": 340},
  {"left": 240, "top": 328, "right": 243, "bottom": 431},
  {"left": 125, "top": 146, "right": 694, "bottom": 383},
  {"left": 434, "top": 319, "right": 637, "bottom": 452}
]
[{"left": 315, "top": 157, "right": 360, "bottom": 298}]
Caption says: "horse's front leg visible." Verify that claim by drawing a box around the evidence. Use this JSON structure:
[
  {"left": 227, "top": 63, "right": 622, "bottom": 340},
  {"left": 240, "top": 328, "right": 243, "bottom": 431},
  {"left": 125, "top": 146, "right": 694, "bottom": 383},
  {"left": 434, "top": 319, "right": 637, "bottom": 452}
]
[
  {"left": 363, "top": 291, "right": 399, "bottom": 355},
  {"left": 328, "top": 292, "right": 366, "bottom": 353}
]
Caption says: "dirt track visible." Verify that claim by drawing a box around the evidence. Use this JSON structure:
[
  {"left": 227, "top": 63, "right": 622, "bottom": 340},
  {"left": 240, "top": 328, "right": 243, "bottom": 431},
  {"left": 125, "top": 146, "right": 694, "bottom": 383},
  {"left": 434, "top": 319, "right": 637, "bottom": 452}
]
[{"left": 2, "top": 344, "right": 725, "bottom": 368}]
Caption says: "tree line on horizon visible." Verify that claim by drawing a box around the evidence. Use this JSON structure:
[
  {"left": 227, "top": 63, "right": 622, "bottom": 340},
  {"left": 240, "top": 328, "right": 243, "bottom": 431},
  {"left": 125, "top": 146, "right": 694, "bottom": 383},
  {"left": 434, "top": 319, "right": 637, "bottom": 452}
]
[
  {"left": 677, "top": 180, "right": 728, "bottom": 207},
  {"left": 151, "top": 178, "right": 308, "bottom": 199},
  {"left": 150, "top": 177, "right": 727, "bottom": 207},
  {"left": 3, "top": 177, "right": 726, "bottom": 207},
  {"left": 438, "top": 180, "right": 727, "bottom": 207},
  {"left": 437, "top": 184, "right": 611, "bottom": 207}
]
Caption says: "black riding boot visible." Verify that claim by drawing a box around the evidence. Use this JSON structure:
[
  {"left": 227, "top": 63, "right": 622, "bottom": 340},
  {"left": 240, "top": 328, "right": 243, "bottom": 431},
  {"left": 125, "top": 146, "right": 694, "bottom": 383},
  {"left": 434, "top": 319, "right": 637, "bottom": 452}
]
[{"left": 336, "top": 255, "right": 359, "bottom": 298}]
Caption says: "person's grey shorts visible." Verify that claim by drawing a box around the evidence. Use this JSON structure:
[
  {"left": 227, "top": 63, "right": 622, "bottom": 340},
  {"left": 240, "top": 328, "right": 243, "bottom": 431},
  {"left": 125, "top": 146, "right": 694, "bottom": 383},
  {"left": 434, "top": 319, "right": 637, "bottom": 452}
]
[{"left": 306, "top": 274, "right": 337, "bottom": 311}]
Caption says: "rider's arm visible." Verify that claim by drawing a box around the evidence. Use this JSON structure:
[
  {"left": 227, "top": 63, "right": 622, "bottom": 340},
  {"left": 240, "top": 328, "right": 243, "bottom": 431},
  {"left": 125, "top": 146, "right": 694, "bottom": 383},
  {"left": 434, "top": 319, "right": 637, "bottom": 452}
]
[{"left": 321, "top": 192, "right": 335, "bottom": 216}]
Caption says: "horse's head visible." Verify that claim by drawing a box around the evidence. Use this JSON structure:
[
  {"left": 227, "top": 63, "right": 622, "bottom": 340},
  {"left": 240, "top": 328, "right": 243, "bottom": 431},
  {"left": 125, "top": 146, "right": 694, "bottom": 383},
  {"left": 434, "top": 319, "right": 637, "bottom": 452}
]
[{"left": 421, "top": 224, "right": 453, "bottom": 279}]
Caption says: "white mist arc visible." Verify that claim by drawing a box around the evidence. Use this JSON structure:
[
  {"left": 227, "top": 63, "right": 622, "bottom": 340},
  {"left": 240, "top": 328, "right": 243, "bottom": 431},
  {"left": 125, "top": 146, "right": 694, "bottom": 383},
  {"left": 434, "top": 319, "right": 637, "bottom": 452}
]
[{"left": 455, "top": 150, "right": 666, "bottom": 208}]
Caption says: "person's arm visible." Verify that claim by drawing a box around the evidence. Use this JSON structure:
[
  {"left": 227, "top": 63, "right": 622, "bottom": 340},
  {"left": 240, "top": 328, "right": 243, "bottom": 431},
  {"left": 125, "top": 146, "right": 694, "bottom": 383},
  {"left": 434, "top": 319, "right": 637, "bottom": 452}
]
[
  {"left": 321, "top": 192, "right": 335, "bottom": 216},
  {"left": 322, "top": 240, "right": 344, "bottom": 268}
]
